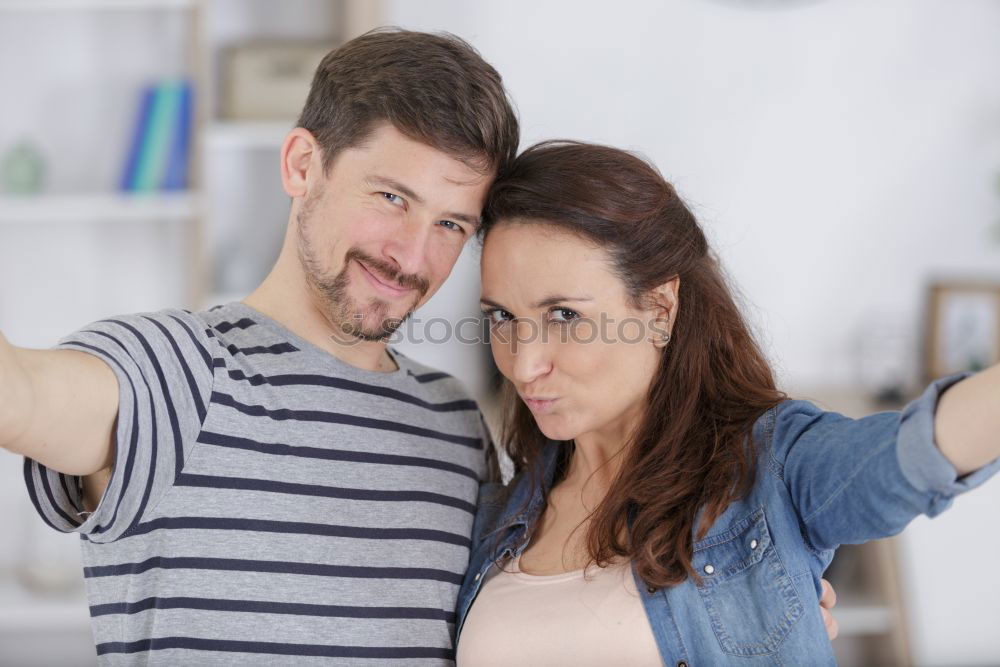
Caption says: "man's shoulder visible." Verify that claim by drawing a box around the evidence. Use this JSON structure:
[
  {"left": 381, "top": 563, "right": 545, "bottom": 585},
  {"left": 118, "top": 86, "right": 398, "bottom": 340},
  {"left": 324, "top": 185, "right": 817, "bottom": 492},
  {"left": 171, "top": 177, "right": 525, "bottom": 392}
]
[
  {"left": 195, "top": 301, "right": 252, "bottom": 331},
  {"left": 192, "top": 301, "right": 284, "bottom": 353},
  {"left": 56, "top": 306, "right": 211, "bottom": 351}
]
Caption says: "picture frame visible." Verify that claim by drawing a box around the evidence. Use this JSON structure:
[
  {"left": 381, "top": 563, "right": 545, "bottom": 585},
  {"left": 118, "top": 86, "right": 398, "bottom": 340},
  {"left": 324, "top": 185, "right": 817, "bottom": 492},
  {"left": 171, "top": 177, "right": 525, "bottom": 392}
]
[{"left": 924, "top": 281, "right": 1000, "bottom": 381}]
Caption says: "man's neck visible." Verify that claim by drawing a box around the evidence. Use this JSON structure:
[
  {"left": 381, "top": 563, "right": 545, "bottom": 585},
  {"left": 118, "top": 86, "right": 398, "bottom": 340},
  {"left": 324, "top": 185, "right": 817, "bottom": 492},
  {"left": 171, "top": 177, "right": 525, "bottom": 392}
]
[{"left": 243, "top": 280, "right": 398, "bottom": 374}]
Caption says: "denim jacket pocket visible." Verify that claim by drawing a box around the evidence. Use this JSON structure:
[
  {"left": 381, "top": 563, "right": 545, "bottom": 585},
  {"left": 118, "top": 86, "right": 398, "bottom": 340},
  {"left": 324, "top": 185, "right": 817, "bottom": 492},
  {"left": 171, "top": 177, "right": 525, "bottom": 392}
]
[{"left": 693, "top": 507, "right": 804, "bottom": 656}]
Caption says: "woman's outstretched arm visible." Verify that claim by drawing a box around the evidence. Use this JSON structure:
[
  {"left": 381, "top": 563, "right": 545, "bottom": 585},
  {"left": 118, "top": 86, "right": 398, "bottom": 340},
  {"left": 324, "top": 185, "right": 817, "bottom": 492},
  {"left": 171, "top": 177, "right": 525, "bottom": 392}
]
[
  {"left": 935, "top": 363, "right": 1000, "bottom": 476},
  {"left": 772, "top": 371, "right": 999, "bottom": 552}
]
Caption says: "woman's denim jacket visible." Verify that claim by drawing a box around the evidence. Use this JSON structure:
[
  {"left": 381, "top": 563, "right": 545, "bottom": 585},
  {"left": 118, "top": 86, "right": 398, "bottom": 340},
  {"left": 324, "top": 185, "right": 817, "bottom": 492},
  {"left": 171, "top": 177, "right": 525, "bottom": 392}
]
[{"left": 456, "top": 374, "right": 999, "bottom": 665}]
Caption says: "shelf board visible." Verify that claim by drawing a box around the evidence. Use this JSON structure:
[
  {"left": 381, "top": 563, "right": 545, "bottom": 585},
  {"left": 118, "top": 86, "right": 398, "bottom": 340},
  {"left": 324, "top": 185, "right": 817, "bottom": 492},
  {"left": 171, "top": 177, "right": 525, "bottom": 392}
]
[
  {"left": 0, "top": 192, "right": 196, "bottom": 224},
  {"left": 0, "top": 0, "right": 193, "bottom": 11},
  {"left": 834, "top": 599, "right": 895, "bottom": 637},
  {"left": 0, "top": 572, "right": 89, "bottom": 632},
  {"left": 205, "top": 121, "right": 294, "bottom": 150}
]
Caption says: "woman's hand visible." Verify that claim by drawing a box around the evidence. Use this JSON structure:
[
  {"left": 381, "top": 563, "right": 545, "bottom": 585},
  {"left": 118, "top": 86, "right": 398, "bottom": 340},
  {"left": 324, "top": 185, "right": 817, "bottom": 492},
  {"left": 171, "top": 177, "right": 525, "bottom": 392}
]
[
  {"left": 820, "top": 578, "right": 839, "bottom": 640},
  {"left": 935, "top": 364, "right": 1000, "bottom": 476}
]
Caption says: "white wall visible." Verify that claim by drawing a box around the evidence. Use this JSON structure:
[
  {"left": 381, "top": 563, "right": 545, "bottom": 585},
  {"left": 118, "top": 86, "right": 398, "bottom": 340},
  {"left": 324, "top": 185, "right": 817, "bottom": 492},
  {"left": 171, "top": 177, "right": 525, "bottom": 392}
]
[
  {"left": 383, "top": 1, "right": 1000, "bottom": 664},
  {"left": 387, "top": 0, "right": 1000, "bottom": 388}
]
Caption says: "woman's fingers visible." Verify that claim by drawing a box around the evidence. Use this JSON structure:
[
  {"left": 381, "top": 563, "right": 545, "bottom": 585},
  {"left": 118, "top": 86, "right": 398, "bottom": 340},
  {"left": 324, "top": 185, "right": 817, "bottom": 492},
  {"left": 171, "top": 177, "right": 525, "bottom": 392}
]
[
  {"left": 820, "top": 578, "right": 838, "bottom": 609},
  {"left": 819, "top": 578, "right": 840, "bottom": 640},
  {"left": 821, "top": 606, "right": 840, "bottom": 640}
]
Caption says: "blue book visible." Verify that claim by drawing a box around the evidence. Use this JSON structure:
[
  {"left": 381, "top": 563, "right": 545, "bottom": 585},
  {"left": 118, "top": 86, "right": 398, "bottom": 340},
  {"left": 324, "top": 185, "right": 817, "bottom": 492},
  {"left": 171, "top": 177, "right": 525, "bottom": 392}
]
[
  {"left": 161, "top": 80, "right": 193, "bottom": 191},
  {"left": 133, "top": 80, "right": 182, "bottom": 193},
  {"left": 119, "top": 84, "right": 156, "bottom": 192}
]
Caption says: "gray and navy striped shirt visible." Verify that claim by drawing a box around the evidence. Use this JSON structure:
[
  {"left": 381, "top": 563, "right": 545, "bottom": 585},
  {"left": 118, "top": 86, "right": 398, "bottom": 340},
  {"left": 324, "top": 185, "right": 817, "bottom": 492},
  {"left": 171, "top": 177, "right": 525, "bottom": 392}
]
[{"left": 24, "top": 301, "right": 491, "bottom": 665}]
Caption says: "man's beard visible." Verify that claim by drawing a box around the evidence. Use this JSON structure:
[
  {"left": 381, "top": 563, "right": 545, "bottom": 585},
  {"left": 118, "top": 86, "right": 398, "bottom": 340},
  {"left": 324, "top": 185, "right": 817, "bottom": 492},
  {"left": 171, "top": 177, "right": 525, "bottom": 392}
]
[{"left": 296, "top": 189, "right": 430, "bottom": 342}]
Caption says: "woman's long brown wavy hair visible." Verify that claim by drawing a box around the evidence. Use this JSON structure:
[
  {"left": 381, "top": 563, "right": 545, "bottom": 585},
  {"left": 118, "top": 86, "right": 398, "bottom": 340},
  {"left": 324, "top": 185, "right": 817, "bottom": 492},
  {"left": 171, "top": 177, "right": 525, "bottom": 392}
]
[{"left": 479, "top": 141, "right": 786, "bottom": 590}]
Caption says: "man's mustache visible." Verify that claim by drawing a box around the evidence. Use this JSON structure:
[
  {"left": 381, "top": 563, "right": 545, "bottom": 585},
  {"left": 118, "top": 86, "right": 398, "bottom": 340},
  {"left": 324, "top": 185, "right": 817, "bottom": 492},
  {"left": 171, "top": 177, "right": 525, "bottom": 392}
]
[{"left": 345, "top": 248, "right": 430, "bottom": 296}]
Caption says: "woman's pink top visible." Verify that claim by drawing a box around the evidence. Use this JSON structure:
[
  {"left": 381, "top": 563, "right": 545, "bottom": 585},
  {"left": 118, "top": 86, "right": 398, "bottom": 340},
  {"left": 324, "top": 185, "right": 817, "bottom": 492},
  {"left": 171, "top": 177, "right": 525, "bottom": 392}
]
[{"left": 456, "top": 554, "right": 663, "bottom": 666}]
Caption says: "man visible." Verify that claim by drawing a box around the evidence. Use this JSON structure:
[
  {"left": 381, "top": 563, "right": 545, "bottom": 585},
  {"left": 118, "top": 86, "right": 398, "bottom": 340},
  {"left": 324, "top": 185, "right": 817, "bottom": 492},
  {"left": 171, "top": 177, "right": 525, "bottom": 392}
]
[
  {"left": 2, "top": 29, "right": 514, "bottom": 664},
  {"left": 1, "top": 28, "right": 836, "bottom": 665}
]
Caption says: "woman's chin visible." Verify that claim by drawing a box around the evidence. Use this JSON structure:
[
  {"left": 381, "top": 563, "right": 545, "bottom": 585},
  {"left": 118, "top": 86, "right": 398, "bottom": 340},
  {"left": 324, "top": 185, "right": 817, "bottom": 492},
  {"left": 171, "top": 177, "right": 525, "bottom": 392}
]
[{"left": 533, "top": 416, "right": 578, "bottom": 442}]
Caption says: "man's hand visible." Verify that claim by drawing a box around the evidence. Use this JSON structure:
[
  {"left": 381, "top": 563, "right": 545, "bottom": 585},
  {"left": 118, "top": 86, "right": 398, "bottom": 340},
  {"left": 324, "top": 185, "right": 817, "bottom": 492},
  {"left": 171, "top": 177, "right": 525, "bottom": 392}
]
[{"left": 820, "top": 577, "right": 839, "bottom": 640}]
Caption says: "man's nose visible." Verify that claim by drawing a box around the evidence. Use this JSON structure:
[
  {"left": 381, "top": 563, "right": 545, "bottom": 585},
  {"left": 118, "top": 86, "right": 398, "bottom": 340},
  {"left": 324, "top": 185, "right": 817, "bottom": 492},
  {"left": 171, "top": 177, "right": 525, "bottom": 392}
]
[{"left": 382, "top": 217, "right": 431, "bottom": 278}]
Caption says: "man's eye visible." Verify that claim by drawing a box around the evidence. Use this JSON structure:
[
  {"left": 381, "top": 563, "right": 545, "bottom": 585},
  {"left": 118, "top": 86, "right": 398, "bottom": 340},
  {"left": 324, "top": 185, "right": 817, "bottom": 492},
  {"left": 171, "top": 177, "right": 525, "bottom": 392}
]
[
  {"left": 439, "top": 220, "right": 465, "bottom": 234},
  {"left": 381, "top": 192, "right": 404, "bottom": 206},
  {"left": 550, "top": 308, "right": 580, "bottom": 322}
]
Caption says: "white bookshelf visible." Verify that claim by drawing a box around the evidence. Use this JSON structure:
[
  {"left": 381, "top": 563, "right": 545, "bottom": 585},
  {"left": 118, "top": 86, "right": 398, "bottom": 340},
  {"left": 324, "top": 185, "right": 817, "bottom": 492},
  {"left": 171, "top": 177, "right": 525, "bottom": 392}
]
[{"left": 0, "top": 2, "right": 202, "bottom": 658}]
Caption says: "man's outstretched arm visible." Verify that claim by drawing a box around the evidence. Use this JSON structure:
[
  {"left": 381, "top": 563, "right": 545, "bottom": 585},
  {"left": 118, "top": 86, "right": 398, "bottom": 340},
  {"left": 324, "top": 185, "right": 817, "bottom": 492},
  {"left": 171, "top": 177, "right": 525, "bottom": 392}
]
[{"left": 0, "top": 330, "right": 117, "bottom": 478}]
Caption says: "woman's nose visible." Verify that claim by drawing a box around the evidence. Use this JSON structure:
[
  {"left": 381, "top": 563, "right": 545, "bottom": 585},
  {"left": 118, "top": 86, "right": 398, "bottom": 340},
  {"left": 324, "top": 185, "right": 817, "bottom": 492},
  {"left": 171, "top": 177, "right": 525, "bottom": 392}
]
[{"left": 508, "top": 320, "right": 553, "bottom": 384}]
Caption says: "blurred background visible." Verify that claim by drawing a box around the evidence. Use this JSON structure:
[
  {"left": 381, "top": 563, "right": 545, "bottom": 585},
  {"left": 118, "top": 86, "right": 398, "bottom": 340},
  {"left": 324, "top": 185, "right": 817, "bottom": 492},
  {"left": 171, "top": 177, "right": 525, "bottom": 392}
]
[{"left": 1, "top": 0, "right": 999, "bottom": 664}]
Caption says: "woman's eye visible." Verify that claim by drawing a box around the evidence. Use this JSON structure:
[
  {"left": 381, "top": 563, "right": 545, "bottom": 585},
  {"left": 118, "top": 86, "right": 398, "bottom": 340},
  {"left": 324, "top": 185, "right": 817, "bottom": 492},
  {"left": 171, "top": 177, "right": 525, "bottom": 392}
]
[
  {"left": 482, "top": 309, "right": 512, "bottom": 326},
  {"left": 381, "top": 192, "right": 404, "bottom": 206},
  {"left": 549, "top": 307, "right": 580, "bottom": 322}
]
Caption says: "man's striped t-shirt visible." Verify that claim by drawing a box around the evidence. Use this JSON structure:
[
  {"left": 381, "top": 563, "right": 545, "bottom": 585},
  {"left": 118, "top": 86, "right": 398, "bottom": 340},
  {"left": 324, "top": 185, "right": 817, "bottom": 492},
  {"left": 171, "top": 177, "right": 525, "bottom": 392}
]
[{"left": 23, "top": 301, "right": 492, "bottom": 665}]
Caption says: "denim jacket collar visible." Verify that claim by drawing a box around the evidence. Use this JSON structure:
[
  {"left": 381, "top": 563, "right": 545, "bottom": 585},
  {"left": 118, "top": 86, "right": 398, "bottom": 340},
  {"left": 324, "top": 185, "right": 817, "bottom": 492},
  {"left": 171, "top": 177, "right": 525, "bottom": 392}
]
[{"left": 492, "top": 440, "right": 564, "bottom": 541}]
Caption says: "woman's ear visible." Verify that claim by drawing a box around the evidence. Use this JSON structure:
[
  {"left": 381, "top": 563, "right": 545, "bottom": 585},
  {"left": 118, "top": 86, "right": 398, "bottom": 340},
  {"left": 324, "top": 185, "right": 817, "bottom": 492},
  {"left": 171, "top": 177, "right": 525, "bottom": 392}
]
[
  {"left": 280, "top": 127, "right": 321, "bottom": 199},
  {"left": 649, "top": 277, "right": 680, "bottom": 349}
]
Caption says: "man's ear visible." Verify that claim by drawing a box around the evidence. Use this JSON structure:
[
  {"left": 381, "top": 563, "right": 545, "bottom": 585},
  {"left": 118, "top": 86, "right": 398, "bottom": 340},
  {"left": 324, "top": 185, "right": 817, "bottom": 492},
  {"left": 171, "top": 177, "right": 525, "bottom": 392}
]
[
  {"left": 281, "top": 127, "right": 321, "bottom": 199},
  {"left": 649, "top": 276, "right": 680, "bottom": 348}
]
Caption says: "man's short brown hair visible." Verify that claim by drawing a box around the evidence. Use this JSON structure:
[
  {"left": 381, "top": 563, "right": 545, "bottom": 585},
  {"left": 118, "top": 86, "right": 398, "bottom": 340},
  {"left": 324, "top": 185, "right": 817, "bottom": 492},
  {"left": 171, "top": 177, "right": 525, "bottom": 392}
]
[{"left": 297, "top": 28, "right": 519, "bottom": 176}]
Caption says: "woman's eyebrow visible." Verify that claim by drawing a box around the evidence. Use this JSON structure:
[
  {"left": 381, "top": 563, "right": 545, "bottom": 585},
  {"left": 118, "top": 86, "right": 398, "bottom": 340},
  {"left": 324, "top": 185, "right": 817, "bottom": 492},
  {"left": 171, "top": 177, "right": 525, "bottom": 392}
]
[
  {"left": 532, "top": 295, "right": 593, "bottom": 308},
  {"left": 480, "top": 295, "right": 594, "bottom": 311},
  {"left": 479, "top": 298, "right": 507, "bottom": 310}
]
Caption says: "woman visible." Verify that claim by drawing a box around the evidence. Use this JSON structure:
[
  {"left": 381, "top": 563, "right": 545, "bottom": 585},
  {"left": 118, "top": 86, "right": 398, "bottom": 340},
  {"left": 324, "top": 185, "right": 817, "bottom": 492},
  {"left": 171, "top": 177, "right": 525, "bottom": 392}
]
[{"left": 454, "top": 141, "right": 1000, "bottom": 665}]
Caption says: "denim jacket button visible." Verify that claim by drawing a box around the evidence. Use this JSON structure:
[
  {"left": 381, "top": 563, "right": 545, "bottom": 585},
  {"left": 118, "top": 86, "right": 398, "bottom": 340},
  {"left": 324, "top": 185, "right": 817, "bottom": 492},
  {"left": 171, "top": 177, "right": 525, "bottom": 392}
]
[
  {"left": 750, "top": 539, "right": 759, "bottom": 550},
  {"left": 474, "top": 572, "right": 481, "bottom": 581},
  {"left": 646, "top": 586, "right": 656, "bottom": 594},
  {"left": 703, "top": 564, "right": 715, "bottom": 574},
  {"left": 677, "top": 661, "right": 688, "bottom": 667}
]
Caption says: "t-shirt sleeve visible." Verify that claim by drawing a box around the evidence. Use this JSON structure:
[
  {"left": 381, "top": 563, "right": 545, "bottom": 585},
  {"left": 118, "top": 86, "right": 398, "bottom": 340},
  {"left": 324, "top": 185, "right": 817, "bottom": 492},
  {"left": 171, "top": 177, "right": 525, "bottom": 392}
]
[{"left": 22, "top": 309, "right": 216, "bottom": 543}]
